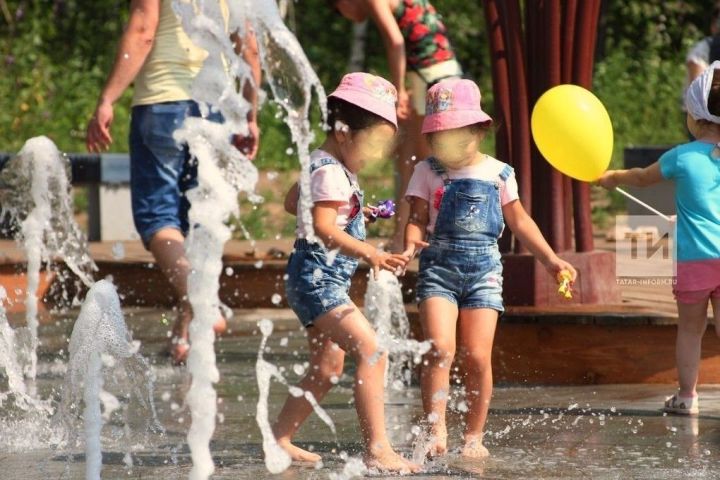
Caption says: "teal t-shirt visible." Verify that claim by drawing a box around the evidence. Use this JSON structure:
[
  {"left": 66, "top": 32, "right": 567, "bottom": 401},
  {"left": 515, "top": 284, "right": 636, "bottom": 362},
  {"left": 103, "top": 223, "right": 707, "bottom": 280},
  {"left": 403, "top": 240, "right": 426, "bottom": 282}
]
[{"left": 659, "top": 141, "right": 720, "bottom": 262}]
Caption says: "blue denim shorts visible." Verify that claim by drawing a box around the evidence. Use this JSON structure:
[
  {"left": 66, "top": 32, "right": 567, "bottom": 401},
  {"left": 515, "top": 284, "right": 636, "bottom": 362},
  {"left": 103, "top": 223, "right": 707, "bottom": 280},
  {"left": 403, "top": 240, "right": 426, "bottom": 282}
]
[
  {"left": 416, "top": 243, "right": 505, "bottom": 312},
  {"left": 129, "top": 100, "right": 222, "bottom": 246},
  {"left": 285, "top": 240, "right": 359, "bottom": 327}
]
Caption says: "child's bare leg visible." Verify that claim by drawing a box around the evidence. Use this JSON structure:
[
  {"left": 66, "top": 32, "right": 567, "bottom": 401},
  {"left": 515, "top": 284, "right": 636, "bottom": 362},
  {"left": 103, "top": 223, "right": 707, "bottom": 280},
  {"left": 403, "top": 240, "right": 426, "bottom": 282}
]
[
  {"left": 273, "top": 328, "right": 345, "bottom": 463},
  {"left": 676, "top": 299, "right": 710, "bottom": 397},
  {"left": 457, "top": 308, "right": 498, "bottom": 458},
  {"left": 150, "top": 228, "right": 227, "bottom": 363},
  {"left": 419, "top": 297, "right": 459, "bottom": 457},
  {"left": 711, "top": 296, "right": 720, "bottom": 337},
  {"left": 314, "top": 304, "right": 419, "bottom": 473},
  {"left": 390, "top": 109, "right": 430, "bottom": 253}
]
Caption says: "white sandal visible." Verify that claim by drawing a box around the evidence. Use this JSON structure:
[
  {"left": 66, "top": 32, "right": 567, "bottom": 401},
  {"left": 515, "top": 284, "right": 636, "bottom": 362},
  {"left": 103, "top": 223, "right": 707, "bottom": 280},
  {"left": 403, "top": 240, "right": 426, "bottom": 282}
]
[{"left": 663, "top": 393, "right": 699, "bottom": 415}]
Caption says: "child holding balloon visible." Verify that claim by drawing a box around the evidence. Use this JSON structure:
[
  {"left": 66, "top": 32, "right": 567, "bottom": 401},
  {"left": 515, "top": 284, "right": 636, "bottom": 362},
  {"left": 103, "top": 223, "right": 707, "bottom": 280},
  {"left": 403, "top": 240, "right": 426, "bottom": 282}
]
[
  {"left": 403, "top": 79, "right": 577, "bottom": 457},
  {"left": 600, "top": 62, "right": 720, "bottom": 415}
]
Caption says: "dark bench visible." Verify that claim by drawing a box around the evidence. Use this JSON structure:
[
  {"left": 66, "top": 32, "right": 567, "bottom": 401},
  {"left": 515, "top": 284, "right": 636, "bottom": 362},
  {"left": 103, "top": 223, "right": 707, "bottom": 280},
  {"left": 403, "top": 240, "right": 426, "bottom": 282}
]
[{"left": 0, "top": 153, "right": 133, "bottom": 241}]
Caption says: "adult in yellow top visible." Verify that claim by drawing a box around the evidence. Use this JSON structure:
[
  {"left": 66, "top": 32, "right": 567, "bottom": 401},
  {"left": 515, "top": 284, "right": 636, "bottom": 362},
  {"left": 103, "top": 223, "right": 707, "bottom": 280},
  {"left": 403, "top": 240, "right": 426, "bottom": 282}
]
[{"left": 86, "top": 0, "right": 261, "bottom": 364}]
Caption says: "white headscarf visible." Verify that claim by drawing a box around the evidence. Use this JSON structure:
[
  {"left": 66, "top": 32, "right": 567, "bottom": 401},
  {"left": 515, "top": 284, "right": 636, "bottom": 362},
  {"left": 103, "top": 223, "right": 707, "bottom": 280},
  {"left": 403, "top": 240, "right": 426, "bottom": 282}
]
[{"left": 685, "top": 60, "right": 720, "bottom": 123}]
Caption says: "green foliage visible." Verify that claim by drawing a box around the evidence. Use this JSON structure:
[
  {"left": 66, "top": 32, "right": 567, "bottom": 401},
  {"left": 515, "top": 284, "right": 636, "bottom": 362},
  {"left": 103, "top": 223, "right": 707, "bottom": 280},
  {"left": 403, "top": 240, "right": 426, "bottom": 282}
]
[
  {"left": 0, "top": 0, "right": 715, "bottom": 236},
  {"left": 594, "top": 51, "right": 687, "bottom": 169},
  {"left": 594, "top": 0, "right": 708, "bottom": 169},
  {"left": 0, "top": 1, "right": 131, "bottom": 152}
]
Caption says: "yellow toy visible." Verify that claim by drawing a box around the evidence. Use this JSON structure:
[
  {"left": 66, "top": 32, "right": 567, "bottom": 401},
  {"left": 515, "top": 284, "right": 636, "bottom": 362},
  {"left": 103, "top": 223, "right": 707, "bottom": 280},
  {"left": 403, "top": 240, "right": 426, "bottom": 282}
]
[{"left": 557, "top": 270, "right": 573, "bottom": 300}]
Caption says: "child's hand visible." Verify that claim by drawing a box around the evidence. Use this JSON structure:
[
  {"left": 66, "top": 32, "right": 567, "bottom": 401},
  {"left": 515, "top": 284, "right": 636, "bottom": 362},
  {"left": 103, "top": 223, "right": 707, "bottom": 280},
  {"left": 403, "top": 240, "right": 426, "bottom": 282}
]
[
  {"left": 397, "top": 89, "right": 411, "bottom": 121},
  {"left": 401, "top": 240, "right": 430, "bottom": 260},
  {"left": 597, "top": 171, "right": 620, "bottom": 190},
  {"left": 397, "top": 240, "right": 429, "bottom": 276},
  {"left": 362, "top": 206, "right": 375, "bottom": 224},
  {"left": 544, "top": 257, "right": 577, "bottom": 283},
  {"left": 369, "top": 249, "right": 410, "bottom": 278},
  {"left": 543, "top": 257, "right": 576, "bottom": 300}
]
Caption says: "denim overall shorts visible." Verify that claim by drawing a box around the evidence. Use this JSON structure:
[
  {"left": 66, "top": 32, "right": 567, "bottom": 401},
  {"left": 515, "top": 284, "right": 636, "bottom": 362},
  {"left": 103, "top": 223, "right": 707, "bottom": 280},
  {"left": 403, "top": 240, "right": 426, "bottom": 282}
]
[
  {"left": 416, "top": 157, "right": 513, "bottom": 312},
  {"left": 285, "top": 158, "right": 366, "bottom": 327}
]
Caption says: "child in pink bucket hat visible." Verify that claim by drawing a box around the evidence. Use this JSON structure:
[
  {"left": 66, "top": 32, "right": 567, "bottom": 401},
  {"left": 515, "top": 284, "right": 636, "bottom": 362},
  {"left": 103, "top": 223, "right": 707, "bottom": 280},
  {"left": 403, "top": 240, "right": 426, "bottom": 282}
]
[
  {"left": 421, "top": 78, "right": 493, "bottom": 133},
  {"left": 403, "top": 78, "right": 576, "bottom": 459},
  {"left": 272, "top": 72, "right": 420, "bottom": 473},
  {"left": 329, "top": 72, "right": 399, "bottom": 128}
]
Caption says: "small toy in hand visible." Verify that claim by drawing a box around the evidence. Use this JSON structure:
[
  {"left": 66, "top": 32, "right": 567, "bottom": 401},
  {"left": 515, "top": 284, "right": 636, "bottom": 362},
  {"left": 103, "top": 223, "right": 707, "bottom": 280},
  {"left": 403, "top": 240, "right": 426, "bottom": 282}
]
[
  {"left": 368, "top": 200, "right": 396, "bottom": 222},
  {"left": 557, "top": 270, "right": 573, "bottom": 300}
]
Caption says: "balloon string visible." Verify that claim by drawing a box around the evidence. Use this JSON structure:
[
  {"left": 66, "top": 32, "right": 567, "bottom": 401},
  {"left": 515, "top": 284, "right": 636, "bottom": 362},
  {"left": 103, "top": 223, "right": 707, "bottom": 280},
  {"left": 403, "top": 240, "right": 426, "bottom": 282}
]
[{"left": 615, "top": 187, "right": 671, "bottom": 221}]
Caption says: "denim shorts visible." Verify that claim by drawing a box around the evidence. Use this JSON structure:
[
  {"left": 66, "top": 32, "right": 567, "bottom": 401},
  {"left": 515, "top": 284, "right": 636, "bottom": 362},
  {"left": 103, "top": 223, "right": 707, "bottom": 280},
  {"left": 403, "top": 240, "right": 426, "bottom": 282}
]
[
  {"left": 285, "top": 240, "right": 359, "bottom": 327},
  {"left": 416, "top": 243, "right": 505, "bottom": 312},
  {"left": 129, "top": 100, "right": 222, "bottom": 246}
]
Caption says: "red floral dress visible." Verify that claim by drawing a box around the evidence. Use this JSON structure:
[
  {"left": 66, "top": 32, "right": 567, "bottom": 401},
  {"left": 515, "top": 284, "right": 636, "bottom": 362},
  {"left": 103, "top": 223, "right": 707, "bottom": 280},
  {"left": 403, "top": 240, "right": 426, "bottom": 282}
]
[{"left": 394, "top": 0, "right": 457, "bottom": 70}]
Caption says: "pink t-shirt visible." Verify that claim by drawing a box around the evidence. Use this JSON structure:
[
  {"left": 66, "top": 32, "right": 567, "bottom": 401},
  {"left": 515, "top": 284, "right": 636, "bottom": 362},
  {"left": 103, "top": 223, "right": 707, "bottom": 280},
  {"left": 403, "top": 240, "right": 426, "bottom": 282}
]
[
  {"left": 296, "top": 150, "right": 359, "bottom": 237},
  {"left": 405, "top": 155, "right": 519, "bottom": 234}
]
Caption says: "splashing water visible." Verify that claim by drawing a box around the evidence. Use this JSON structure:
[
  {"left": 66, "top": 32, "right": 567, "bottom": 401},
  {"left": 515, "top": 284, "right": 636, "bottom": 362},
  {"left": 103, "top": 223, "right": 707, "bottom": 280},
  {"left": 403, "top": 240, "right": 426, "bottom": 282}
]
[
  {"left": 364, "top": 270, "right": 431, "bottom": 391},
  {"left": 328, "top": 455, "right": 368, "bottom": 480},
  {"left": 255, "top": 318, "right": 336, "bottom": 474},
  {"left": 173, "top": 1, "right": 326, "bottom": 477},
  {"left": 250, "top": 0, "right": 326, "bottom": 241},
  {"left": 0, "top": 286, "right": 32, "bottom": 409},
  {"left": 172, "top": 1, "right": 268, "bottom": 478},
  {"left": 0, "top": 136, "right": 96, "bottom": 380},
  {"left": 55, "top": 280, "right": 162, "bottom": 480}
]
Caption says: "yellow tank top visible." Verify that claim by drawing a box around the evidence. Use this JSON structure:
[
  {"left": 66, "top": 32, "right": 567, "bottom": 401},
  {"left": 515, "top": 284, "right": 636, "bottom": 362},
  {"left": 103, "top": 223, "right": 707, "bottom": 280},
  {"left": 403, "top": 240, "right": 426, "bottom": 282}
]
[{"left": 132, "top": 0, "right": 228, "bottom": 106}]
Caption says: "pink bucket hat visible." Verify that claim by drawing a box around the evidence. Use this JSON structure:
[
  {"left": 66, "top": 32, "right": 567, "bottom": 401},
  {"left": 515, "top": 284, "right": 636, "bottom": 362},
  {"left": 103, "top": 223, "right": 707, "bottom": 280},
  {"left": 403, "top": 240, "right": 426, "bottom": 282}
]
[
  {"left": 422, "top": 79, "right": 493, "bottom": 134},
  {"left": 328, "top": 72, "right": 398, "bottom": 128}
]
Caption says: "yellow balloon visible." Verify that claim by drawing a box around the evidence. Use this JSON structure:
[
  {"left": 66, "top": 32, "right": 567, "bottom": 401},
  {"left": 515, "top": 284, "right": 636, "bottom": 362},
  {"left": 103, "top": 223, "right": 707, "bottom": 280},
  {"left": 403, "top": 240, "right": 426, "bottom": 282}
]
[{"left": 531, "top": 84, "right": 613, "bottom": 182}]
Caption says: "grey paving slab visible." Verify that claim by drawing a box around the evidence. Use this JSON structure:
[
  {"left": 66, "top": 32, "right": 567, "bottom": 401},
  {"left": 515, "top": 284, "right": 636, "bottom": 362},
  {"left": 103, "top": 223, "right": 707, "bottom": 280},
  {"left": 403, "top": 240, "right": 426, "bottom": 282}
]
[{"left": 2, "top": 309, "right": 720, "bottom": 479}]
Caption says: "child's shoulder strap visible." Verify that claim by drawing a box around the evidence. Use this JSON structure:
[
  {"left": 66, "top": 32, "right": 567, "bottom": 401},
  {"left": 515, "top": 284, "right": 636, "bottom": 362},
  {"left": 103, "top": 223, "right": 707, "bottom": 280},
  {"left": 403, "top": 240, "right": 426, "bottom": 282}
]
[
  {"left": 498, "top": 163, "right": 514, "bottom": 181},
  {"left": 427, "top": 156, "right": 446, "bottom": 176},
  {"left": 310, "top": 156, "right": 339, "bottom": 173}
]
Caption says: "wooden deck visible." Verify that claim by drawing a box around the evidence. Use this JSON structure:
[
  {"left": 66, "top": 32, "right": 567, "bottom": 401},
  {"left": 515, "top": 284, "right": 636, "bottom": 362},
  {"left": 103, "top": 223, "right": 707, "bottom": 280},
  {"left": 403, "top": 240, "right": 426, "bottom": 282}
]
[
  {"left": 0, "top": 236, "right": 685, "bottom": 318},
  {"left": 4, "top": 237, "right": 720, "bottom": 385}
]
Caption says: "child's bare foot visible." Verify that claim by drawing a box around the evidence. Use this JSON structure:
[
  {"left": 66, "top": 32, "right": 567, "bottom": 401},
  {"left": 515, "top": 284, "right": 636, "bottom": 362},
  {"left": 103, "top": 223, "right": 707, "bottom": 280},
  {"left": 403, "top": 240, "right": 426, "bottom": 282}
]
[
  {"left": 168, "top": 306, "right": 191, "bottom": 365},
  {"left": 168, "top": 305, "right": 227, "bottom": 364},
  {"left": 365, "top": 443, "right": 421, "bottom": 474},
  {"left": 461, "top": 436, "right": 489, "bottom": 459},
  {"left": 426, "top": 425, "right": 448, "bottom": 458},
  {"left": 276, "top": 438, "right": 321, "bottom": 463}
]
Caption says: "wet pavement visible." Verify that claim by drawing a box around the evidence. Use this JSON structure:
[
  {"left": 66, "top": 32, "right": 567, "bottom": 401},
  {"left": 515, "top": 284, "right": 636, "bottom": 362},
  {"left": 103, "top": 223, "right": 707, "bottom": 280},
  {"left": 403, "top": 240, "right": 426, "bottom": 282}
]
[{"left": 1, "top": 308, "right": 720, "bottom": 479}]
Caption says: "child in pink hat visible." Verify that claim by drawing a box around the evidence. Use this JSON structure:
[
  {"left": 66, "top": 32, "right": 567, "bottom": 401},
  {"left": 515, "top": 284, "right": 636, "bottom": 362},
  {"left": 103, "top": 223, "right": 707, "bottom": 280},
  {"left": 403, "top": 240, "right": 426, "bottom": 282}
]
[
  {"left": 403, "top": 78, "right": 576, "bottom": 459},
  {"left": 273, "top": 72, "right": 419, "bottom": 473}
]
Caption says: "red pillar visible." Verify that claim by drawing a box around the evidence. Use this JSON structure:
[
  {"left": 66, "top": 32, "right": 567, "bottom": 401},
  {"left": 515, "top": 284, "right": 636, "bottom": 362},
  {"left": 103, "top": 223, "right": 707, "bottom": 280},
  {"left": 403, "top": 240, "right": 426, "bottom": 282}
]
[{"left": 571, "top": 0, "right": 602, "bottom": 252}]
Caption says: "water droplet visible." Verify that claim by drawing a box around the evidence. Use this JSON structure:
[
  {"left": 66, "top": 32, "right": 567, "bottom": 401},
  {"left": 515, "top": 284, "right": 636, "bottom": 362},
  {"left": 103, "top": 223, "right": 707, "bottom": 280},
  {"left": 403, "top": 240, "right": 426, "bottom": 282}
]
[
  {"left": 225, "top": 266, "right": 234, "bottom": 276},
  {"left": 111, "top": 242, "right": 125, "bottom": 260},
  {"left": 271, "top": 293, "right": 282, "bottom": 305},
  {"left": 258, "top": 319, "right": 274, "bottom": 336}
]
